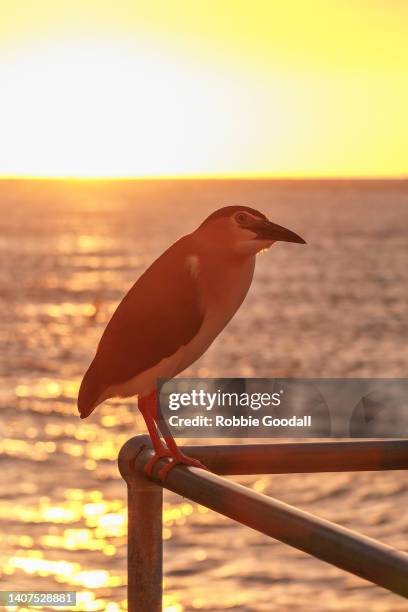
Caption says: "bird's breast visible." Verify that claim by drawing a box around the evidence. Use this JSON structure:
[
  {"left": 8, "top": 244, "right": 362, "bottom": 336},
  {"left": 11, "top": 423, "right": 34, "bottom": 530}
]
[{"left": 176, "top": 253, "right": 256, "bottom": 367}]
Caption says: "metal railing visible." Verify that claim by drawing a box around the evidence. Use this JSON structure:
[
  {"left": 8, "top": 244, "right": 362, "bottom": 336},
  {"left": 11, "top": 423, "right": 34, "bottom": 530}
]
[{"left": 118, "top": 436, "right": 408, "bottom": 611}]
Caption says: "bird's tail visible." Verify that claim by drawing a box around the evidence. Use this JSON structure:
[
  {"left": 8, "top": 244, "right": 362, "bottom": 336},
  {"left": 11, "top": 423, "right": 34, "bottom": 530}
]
[{"left": 77, "top": 364, "right": 105, "bottom": 419}]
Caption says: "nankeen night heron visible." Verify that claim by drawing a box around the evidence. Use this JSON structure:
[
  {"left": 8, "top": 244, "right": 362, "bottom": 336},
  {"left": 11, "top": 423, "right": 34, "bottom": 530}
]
[{"left": 78, "top": 206, "right": 305, "bottom": 479}]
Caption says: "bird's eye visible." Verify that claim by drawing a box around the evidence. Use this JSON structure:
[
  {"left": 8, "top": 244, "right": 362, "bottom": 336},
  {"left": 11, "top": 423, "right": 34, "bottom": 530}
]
[{"left": 235, "top": 212, "right": 248, "bottom": 224}]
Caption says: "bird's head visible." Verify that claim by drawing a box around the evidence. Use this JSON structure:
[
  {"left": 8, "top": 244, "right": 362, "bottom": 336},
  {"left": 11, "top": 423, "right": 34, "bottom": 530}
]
[{"left": 197, "top": 206, "right": 306, "bottom": 255}]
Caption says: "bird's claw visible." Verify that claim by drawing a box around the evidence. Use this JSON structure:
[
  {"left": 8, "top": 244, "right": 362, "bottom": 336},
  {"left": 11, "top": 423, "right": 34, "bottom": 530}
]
[
  {"left": 143, "top": 449, "right": 173, "bottom": 476},
  {"left": 157, "top": 453, "right": 209, "bottom": 481}
]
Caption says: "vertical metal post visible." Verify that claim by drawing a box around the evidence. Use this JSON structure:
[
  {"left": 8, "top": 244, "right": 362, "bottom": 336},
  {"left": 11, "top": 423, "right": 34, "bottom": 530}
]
[{"left": 119, "top": 436, "right": 163, "bottom": 612}]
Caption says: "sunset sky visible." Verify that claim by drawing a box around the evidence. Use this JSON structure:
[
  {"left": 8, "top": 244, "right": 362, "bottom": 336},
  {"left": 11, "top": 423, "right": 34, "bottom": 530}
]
[{"left": 0, "top": 1, "right": 407, "bottom": 178}]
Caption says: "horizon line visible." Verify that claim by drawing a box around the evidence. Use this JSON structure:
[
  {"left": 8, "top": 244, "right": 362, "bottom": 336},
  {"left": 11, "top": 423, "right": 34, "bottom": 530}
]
[{"left": 0, "top": 174, "right": 407, "bottom": 182}]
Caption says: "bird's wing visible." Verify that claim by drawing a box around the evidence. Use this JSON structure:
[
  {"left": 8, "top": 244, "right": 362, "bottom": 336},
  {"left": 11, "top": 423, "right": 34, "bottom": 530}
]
[{"left": 78, "top": 236, "right": 204, "bottom": 416}]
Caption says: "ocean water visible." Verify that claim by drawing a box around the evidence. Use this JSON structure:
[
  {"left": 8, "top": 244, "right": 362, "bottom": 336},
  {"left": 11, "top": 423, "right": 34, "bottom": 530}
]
[{"left": 0, "top": 179, "right": 407, "bottom": 611}]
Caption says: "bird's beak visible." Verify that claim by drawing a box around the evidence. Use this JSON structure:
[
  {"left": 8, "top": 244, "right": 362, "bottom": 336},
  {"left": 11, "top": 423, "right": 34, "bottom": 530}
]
[{"left": 254, "top": 220, "right": 306, "bottom": 244}]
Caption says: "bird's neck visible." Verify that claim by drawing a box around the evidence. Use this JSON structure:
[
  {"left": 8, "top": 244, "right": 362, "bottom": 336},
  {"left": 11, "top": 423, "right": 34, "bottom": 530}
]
[{"left": 196, "top": 246, "right": 256, "bottom": 309}]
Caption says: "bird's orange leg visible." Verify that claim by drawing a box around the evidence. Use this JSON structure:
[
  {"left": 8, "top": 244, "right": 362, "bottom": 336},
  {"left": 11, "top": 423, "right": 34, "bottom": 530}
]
[
  {"left": 142, "top": 390, "right": 209, "bottom": 481},
  {"left": 139, "top": 393, "right": 172, "bottom": 476},
  {"left": 158, "top": 434, "right": 209, "bottom": 481}
]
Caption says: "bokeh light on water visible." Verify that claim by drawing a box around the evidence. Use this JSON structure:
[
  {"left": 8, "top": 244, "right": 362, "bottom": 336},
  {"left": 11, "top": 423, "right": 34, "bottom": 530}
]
[{"left": 1, "top": 180, "right": 407, "bottom": 610}]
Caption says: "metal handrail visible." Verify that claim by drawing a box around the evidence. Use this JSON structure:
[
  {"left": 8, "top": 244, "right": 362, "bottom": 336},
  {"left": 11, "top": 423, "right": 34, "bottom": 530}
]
[{"left": 118, "top": 436, "right": 408, "bottom": 611}]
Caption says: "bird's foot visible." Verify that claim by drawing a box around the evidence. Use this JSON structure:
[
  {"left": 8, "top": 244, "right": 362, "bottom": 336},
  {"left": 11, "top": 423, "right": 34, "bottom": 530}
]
[
  {"left": 143, "top": 449, "right": 173, "bottom": 477},
  {"left": 158, "top": 452, "right": 209, "bottom": 481}
]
